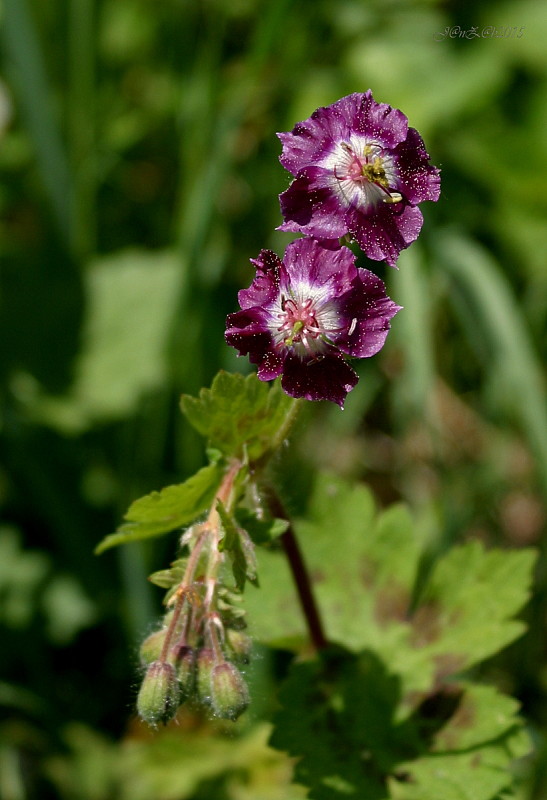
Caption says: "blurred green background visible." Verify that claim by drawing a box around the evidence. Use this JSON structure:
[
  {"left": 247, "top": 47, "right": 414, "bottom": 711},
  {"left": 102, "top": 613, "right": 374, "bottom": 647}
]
[{"left": 0, "top": 0, "right": 546, "bottom": 797}]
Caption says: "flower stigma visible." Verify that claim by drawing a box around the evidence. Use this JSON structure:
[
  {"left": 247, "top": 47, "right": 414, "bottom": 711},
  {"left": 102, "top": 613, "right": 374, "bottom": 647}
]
[
  {"left": 274, "top": 293, "right": 335, "bottom": 357},
  {"left": 333, "top": 140, "right": 402, "bottom": 208}
]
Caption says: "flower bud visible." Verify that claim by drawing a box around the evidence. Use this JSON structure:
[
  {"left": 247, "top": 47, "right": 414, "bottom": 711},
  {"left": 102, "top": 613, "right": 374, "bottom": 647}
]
[
  {"left": 137, "top": 661, "right": 180, "bottom": 726},
  {"left": 196, "top": 648, "right": 217, "bottom": 703},
  {"left": 139, "top": 629, "right": 167, "bottom": 666},
  {"left": 225, "top": 629, "right": 252, "bottom": 664},
  {"left": 171, "top": 644, "right": 196, "bottom": 697},
  {"left": 210, "top": 661, "right": 249, "bottom": 720}
]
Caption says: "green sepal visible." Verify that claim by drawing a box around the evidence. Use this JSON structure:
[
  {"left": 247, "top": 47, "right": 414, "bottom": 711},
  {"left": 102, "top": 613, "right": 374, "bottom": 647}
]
[
  {"left": 210, "top": 661, "right": 250, "bottom": 721},
  {"left": 180, "top": 372, "right": 296, "bottom": 463},
  {"left": 137, "top": 661, "right": 181, "bottom": 727},
  {"left": 148, "top": 559, "right": 187, "bottom": 589},
  {"left": 95, "top": 463, "right": 223, "bottom": 554}
]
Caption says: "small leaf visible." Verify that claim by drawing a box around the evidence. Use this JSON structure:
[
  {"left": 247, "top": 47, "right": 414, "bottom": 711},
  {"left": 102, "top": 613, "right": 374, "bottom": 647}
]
[
  {"left": 217, "top": 501, "right": 258, "bottom": 591},
  {"left": 180, "top": 372, "right": 296, "bottom": 462},
  {"left": 238, "top": 527, "right": 258, "bottom": 585},
  {"left": 95, "top": 463, "right": 223, "bottom": 554},
  {"left": 235, "top": 509, "right": 289, "bottom": 544}
]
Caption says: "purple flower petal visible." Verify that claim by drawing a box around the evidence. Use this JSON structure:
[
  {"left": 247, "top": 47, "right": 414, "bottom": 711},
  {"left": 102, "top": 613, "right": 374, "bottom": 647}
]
[
  {"left": 225, "top": 310, "right": 273, "bottom": 367},
  {"left": 337, "top": 269, "right": 402, "bottom": 357},
  {"left": 347, "top": 203, "right": 424, "bottom": 267},
  {"left": 278, "top": 91, "right": 409, "bottom": 174},
  {"left": 277, "top": 91, "right": 440, "bottom": 265},
  {"left": 225, "top": 239, "right": 400, "bottom": 407},
  {"left": 394, "top": 127, "right": 441, "bottom": 205},
  {"left": 281, "top": 353, "right": 358, "bottom": 408},
  {"left": 238, "top": 249, "right": 283, "bottom": 309},
  {"left": 278, "top": 169, "right": 348, "bottom": 240},
  {"left": 282, "top": 237, "right": 356, "bottom": 295}
]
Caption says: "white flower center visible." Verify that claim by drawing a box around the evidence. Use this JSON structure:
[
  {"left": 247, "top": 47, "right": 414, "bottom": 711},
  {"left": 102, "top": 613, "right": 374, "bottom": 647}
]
[
  {"left": 320, "top": 135, "right": 402, "bottom": 209},
  {"left": 269, "top": 284, "right": 341, "bottom": 359}
]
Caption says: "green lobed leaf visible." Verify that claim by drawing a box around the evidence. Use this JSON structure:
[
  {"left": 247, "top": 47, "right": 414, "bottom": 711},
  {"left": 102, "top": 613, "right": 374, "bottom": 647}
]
[
  {"left": 245, "top": 473, "right": 536, "bottom": 697},
  {"left": 270, "top": 650, "right": 531, "bottom": 800},
  {"left": 390, "top": 723, "right": 532, "bottom": 800},
  {"left": 180, "top": 371, "right": 297, "bottom": 463},
  {"left": 259, "top": 472, "right": 535, "bottom": 798},
  {"left": 95, "top": 463, "right": 223, "bottom": 554},
  {"left": 412, "top": 542, "right": 537, "bottom": 674},
  {"left": 245, "top": 473, "right": 424, "bottom": 657},
  {"left": 270, "top": 650, "right": 397, "bottom": 800}
]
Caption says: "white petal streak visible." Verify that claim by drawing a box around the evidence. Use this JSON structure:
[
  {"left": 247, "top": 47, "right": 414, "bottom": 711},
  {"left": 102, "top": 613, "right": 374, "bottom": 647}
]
[{"left": 319, "top": 136, "right": 398, "bottom": 211}]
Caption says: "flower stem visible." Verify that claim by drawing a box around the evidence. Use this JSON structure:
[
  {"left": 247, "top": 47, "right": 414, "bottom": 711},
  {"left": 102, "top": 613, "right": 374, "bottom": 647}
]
[
  {"left": 160, "top": 460, "right": 242, "bottom": 662},
  {"left": 268, "top": 490, "right": 328, "bottom": 652}
]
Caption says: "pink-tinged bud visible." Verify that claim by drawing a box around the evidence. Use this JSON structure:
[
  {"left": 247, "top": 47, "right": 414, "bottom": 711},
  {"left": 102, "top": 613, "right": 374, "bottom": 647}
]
[
  {"left": 196, "top": 648, "right": 217, "bottom": 703},
  {"left": 171, "top": 644, "right": 196, "bottom": 696},
  {"left": 226, "top": 629, "right": 252, "bottom": 664},
  {"left": 210, "top": 661, "right": 249, "bottom": 720},
  {"left": 137, "top": 661, "right": 180, "bottom": 726},
  {"left": 139, "top": 629, "right": 167, "bottom": 666}
]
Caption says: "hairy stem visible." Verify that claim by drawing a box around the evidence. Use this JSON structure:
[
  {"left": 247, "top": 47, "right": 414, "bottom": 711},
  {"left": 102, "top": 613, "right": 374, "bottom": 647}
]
[{"left": 160, "top": 460, "right": 242, "bottom": 661}]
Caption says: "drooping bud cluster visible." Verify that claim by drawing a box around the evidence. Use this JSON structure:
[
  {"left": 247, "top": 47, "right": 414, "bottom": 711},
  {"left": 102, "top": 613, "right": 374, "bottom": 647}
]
[{"left": 137, "top": 583, "right": 251, "bottom": 725}]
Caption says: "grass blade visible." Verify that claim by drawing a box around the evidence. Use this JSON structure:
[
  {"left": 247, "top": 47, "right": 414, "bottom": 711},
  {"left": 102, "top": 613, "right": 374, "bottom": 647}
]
[{"left": 435, "top": 230, "right": 547, "bottom": 495}]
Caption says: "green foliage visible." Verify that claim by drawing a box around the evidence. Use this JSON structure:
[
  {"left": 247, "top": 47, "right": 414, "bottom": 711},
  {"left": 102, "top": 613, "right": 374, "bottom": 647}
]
[
  {"left": 180, "top": 372, "right": 297, "bottom": 463},
  {"left": 247, "top": 473, "right": 536, "bottom": 690},
  {"left": 435, "top": 231, "right": 547, "bottom": 496},
  {"left": 1, "top": 0, "right": 546, "bottom": 797},
  {"left": 0, "top": 527, "right": 96, "bottom": 644},
  {"left": 234, "top": 509, "right": 289, "bottom": 545},
  {"left": 271, "top": 650, "right": 530, "bottom": 800},
  {"left": 95, "top": 463, "right": 223, "bottom": 553},
  {"left": 26, "top": 249, "right": 184, "bottom": 433},
  {"left": 45, "top": 722, "right": 305, "bottom": 800},
  {"left": 247, "top": 473, "right": 536, "bottom": 798},
  {"left": 148, "top": 559, "right": 187, "bottom": 589},
  {"left": 415, "top": 541, "right": 535, "bottom": 672}
]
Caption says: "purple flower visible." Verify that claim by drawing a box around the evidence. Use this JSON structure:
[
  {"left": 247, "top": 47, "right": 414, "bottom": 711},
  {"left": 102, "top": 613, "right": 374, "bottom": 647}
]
[
  {"left": 225, "top": 238, "right": 400, "bottom": 407},
  {"left": 277, "top": 91, "right": 440, "bottom": 267}
]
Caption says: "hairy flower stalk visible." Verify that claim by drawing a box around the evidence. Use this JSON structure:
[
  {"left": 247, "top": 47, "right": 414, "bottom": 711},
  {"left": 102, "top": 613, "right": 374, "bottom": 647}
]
[
  {"left": 131, "top": 89, "right": 441, "bottom": 728},
  {"left": 136, "top": 461, "right": 251, "bottom": 723}
]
